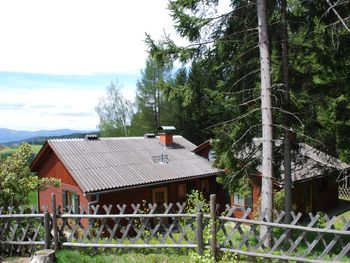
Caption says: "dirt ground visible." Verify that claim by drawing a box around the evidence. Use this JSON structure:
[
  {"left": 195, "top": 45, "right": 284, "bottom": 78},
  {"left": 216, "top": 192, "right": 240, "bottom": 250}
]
[{"left": 1, "top": 257, "right": 30, "bottom": 263}]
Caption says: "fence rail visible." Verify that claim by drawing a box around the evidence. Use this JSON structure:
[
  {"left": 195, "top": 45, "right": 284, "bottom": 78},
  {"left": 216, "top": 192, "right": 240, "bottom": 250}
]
[{"left": 1, "top": 194, "right": 350, "bottom": 262}]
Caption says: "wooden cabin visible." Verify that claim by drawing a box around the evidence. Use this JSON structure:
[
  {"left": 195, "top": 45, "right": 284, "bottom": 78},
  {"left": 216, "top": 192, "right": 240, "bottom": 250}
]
[{"left": 30, "top": 127, "right": 227, "bottom": 214}]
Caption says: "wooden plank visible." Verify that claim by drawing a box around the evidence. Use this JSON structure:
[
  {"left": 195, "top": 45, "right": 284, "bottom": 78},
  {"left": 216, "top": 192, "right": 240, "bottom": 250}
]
[
  {"left": 210, "top": 194, "right": 217, "bottom": 261},
  {"left": 334, "top": 242, "right": 350, "bottom": 261},
  {"left": 58, "top": 213, "right": 195, "bottom": 219},
  {"left": 44, "top": 209, "right": 51, "bottom": 249},
  {"left": 219, "top": 216, "right": 350, "bottom": 236},
  {"left": 2, "top": 241, "right": 45, "bottom": 246},
  {"left": 51, "top": 194, "right": 59, "bottom": 251},
  {"left": 0, "top": 214, "right": 45, "bottom": 219},
  {"left": 196, "top": 211, "right": 203, "bottom": 255}
]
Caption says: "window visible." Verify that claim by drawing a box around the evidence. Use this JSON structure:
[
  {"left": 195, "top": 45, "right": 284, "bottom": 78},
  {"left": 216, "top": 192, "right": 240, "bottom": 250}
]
[
  {"left": 233, "top": 193, "right": 245, "bottom": 206},
  {"left": 233, "top": 186, "right": 253, "bottom": 208},
  {"left": 152, "top": 187, "right": 168, "bottom": 224},
  {"left": 62, "top": 190, "right": 79, "bottom": 213},
  {"left": 152, "top": 187, "right": 168, "bottom": 213},
  {"left": 208, "top": 150, "right": 217, "bottom": 161}
]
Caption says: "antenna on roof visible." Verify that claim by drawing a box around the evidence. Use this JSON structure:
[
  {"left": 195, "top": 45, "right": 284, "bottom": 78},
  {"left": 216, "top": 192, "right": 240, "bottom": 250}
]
[
  {"left": 144, "top": 133, "right": 156, "bottom": 139},
  {"left": 85, "top": 134, "right": 99, "bottom": 141}
]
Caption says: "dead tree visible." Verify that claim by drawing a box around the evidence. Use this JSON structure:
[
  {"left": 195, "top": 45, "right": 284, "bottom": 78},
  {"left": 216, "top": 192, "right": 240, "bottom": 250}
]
[{"left": 256, "top": 0, "right": 274, "bottom": 246}]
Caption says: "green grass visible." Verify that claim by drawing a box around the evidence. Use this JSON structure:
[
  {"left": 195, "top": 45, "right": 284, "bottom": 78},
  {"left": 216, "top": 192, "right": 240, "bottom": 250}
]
[
  {"left": 30, "top": 144, "right": 43, "bottom": 154},
  {"left": 56, "top": 250, "right": 192, "bottom": 263},
  {"left": 54, "top": 250, "right": 251, "bottom": 263},
  {"left": 335, "top": 210, "right": 350, "bottom": 227},
  {"left": 0, "top": 144, "right": 42, "bottom": 155}
]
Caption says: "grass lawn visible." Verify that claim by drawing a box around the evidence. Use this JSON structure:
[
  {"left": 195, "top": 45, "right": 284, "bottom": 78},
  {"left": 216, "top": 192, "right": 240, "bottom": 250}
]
[
  {"left": 56, "top": 251, "right": 191, "bottom": 263},
  {"left": 335, "top": 209, "right": 350, "bottom": 227},
  {"left": 30, "top": 144, "right": 43, "bottom": 154},
  {"left": 0, "top": 144, "right": 42, "bottom": 155},
  {"left": 54, "top": 250, "right": 248, "bottom": 263}
]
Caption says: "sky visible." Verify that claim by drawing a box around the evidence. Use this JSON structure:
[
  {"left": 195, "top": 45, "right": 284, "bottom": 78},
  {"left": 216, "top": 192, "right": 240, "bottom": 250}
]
[{"left": 0, "top": 0, "right": 186, "bottom": 131}]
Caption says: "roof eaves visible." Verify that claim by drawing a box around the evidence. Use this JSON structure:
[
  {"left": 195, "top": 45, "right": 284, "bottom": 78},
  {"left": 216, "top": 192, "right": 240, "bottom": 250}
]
[{"left": 84, "top": 170, "right": 222, "bottom": 195}]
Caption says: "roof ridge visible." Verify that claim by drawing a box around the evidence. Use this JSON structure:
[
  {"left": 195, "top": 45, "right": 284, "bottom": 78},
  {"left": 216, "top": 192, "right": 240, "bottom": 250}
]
[{"left": 48, "top": 135, "right": 185, "bottom": 142}]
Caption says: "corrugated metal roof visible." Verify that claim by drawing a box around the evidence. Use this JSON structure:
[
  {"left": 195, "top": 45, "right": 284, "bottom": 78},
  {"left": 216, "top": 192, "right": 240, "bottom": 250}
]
[
  {"left": 47, "top": 136, "right": 220, "bottom": 193},
  {"left": 251, "top": 139, "right": 350, "bottom": 183}
]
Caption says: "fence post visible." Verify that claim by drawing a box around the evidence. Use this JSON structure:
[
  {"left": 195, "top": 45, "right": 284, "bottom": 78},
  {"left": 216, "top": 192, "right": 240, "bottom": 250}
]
[
  {"left": 210, "top": 194, "right": 217, "bottom": 261},
  {"left": 44, "top": 208, "right": 51, "bottom": 249},
  {"left": 51, "top": 193, "right": 59, "bottom": 251},
  {"left": 196, "top": 209, "right": 203, "bottom": 256}
]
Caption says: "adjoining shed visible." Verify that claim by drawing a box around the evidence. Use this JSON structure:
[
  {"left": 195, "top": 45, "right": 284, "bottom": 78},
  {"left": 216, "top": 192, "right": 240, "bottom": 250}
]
[
  {"left": 30, "top": 127, "right": 226, "bottom": 214},
  {"left": 192, "top": 139, "right": 350, "bottom": 216}
]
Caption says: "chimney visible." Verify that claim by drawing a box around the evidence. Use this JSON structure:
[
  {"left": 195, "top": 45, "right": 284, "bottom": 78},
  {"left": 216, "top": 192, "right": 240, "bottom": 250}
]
[{"left": 158, "top": 126, "right": 176, "bottom": 147}]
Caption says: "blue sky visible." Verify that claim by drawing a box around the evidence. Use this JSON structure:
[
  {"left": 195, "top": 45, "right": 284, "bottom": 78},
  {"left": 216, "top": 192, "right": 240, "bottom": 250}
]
[
  {"left": 0, "top": 0, "right": 185, "bottom": 131},
  {"left": 0, "top": 72, "right": 138, "bottom": 131},
  {"left": 0, "top": 0, "right": 229, "bottom": 131}
]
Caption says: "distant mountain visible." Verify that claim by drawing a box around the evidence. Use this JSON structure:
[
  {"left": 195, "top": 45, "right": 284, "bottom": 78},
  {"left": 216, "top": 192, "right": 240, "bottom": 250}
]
[{"left": 0, "top": 128, "right": 94, "bottom": 144}]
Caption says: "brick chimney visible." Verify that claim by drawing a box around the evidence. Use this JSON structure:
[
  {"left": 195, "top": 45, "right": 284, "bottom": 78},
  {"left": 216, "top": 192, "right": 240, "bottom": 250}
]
[{"left": 158, "top": 126, "right": 176, "bottom": 147}]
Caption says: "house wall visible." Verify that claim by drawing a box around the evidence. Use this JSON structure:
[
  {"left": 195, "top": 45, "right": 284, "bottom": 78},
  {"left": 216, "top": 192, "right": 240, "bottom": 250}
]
[
  {"left": 96, "top": 176, "right": 227, "bottom": 213},
  {"left": 195, "top": 147, "right": 211, "bottom": 160},
  {"left": 36, "top": 149, "right": 227, "bottom": 213},
  {"left": 293, "top": 174, "right": 338, "bottom": 214},
  {"left": 230, "top": 176, "right": 261, "bottom": 219},
  {"left": 37, "top": 150, "right": 89, "bottom": 213}
]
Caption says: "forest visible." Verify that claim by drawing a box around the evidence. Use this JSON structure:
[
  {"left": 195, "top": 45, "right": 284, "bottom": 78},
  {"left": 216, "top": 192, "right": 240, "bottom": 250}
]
[{"left": 96, "top": 0, "right": 350, "bottom": 216}]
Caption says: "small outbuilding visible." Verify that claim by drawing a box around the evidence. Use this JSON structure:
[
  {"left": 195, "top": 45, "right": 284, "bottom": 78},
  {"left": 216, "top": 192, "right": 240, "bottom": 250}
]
[{"left": 192, "top": 139, "right": 350, "bottom": 216}]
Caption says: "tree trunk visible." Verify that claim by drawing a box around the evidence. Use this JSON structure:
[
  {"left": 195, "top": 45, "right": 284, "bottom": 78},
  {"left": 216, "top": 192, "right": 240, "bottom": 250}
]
[
  {"left": 281, "top": 0, "right": 292, "bottom": 224},
  {"left": 256, "top": 0, "right": 273, "bottom": 247}
]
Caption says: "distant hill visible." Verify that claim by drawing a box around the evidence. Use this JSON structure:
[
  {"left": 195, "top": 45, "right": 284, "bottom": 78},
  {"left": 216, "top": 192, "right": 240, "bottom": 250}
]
[{"left": 0, "top": 128, "right": 95, "bottom": 144}]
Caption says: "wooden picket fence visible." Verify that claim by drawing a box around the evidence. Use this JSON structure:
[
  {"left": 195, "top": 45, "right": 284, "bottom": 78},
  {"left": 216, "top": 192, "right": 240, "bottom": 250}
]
[{"left": 1, "top": 194, "right": 350, "bottom": 262}]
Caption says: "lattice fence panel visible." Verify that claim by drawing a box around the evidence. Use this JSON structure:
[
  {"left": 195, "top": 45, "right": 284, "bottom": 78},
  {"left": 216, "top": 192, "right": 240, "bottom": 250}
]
[
  {"left": 0, "top": 206, "right": 47, "bottom": 256},
  {"left": 1, "top": 200, "right": 349, "bottom": 262},
  {"left": 218, "top": 207, "right": 350, "bottom": 262},
  {"left": 58, "top": 202, "right": 200, "bottom": 252}
]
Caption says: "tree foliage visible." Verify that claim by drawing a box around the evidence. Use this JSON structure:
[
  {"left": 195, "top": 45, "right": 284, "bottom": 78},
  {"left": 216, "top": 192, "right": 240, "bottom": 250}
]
[
  {"left": 144, "top": 0, "right": 350, "bottom": 198},
  {"left": 96, "top": 0, "right": 350, "bottom": 209},
  {"left": 0, "top": 143, "right": 60, "bottom": 209},
  {"left": 130, "top": 58, "right": 174, "bottom": 135},
  {"left": 96, "top": 81, "right": 134, "bottom": 137}
]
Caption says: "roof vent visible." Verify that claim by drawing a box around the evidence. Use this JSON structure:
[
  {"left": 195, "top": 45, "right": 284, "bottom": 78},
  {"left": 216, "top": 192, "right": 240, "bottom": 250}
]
[
  {"left": 144, "top": 133, "right": 156, "bottom": 139},
  {"left": 85, "top": 134, "right": 99, "bottom": 141},
  {"left": 152, "top": 154, "right": 168, "bottom": 164}
]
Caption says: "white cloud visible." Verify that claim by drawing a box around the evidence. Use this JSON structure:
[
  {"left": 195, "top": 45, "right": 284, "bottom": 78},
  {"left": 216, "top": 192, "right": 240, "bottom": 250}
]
[
  {"left": 0, "top": 0, "right": 184, "bottom": 75},
  {"left": 0, "top": 86, "right": 104, "bottom": 131}
]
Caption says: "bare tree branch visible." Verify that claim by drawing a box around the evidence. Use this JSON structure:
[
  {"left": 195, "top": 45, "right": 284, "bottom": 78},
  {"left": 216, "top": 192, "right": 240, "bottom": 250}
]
[
  {"left": 271, "top": 107, "right": 305, "bottom": 130},
  {"left": 326, "top": 0, "right": 350, "bottom": 33},
  {"left": 272, "top": 124, "right": 325, "bottom": 148},
  {"left": 204, "top": 108, "right": 261, "bottom": 130}
]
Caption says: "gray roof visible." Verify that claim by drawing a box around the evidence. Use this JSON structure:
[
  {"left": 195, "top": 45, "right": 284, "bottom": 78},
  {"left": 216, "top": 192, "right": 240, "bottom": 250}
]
[
  {"left": 250, "top": 138, "right": 350, "bottom": 183},
  {"left": 45, "top": 136, "right": 220, "bottom": 193}
]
